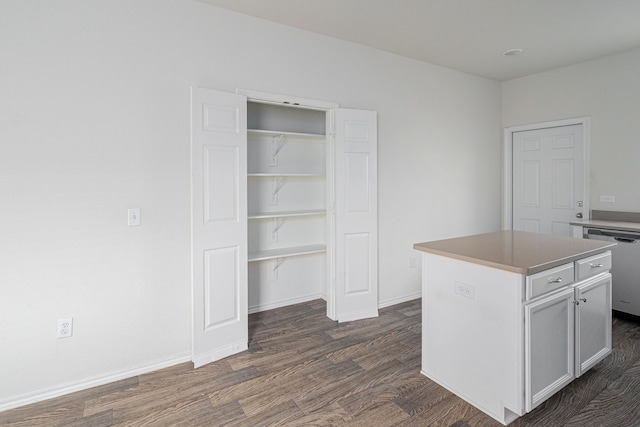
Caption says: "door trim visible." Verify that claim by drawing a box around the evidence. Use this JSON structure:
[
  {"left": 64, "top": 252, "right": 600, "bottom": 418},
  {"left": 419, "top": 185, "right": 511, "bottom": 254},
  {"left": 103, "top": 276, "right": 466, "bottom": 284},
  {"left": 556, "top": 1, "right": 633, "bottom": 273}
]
[
  {"left": 502, "top": 117, "right": 591, "bottom": 230},
  {"left": 236, "top": 88, "right": 338, "bottom": 111}
]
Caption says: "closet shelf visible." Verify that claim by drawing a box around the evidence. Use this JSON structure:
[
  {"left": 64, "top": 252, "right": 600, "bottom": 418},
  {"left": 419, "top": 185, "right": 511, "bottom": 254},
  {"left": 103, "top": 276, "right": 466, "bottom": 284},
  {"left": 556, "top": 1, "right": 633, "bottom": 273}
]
[
  {"left": 248, "top": 244, "right": 326, "bottom": 262},
  {"left": 248, "top": 173, "right": 325, "bottom": 177},
  {"left": 248, "top": 209, "right": 326, "bottom": 220},
  {"left": 248, "top": 129, "right": 325, "bottom": 139}
]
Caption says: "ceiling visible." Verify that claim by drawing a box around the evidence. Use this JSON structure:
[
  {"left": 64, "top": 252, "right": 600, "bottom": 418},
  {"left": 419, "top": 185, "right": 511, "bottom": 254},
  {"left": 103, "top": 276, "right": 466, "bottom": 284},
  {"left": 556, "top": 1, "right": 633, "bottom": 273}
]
[{"left": 197, "top": 0, "right": 640, "bottom": 81}]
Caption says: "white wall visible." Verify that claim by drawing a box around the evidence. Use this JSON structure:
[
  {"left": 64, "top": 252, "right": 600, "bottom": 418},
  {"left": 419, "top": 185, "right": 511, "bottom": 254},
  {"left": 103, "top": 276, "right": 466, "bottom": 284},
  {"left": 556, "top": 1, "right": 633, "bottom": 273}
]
[
  {"left": 0, "top": 0, "right": 502, "bottom": 407},
  {"left": 502, "top": 48, "right": 640, "bottom": 213}
]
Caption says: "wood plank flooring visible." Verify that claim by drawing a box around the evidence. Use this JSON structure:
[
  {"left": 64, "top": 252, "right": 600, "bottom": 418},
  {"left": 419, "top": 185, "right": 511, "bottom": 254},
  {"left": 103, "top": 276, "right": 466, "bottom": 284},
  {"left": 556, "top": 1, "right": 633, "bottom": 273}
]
[{"left": 2, "top": 299, "right": 640, "bottom": 426}]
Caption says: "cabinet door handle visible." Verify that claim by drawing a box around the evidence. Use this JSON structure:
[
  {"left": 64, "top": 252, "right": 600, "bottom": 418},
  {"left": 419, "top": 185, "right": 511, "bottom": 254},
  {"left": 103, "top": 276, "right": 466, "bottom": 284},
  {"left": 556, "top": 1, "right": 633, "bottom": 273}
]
[
  {"left": 590, "top": 263, "right": 603, "bottom": 268},
  {"left": 575, "top": 297, "right": 587, "bottom": 305},
  {"left": 547, "top": 277, "right": 562, "bottom": 284}
]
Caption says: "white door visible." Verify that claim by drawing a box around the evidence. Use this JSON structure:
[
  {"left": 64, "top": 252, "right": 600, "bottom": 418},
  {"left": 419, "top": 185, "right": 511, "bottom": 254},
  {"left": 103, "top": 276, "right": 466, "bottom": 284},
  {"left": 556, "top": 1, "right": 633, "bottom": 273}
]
[
  {"left": 334, "top": 108, "right": 378, "bottom": 322},
  {"left": 574, "top": 273, "right": 612, "bottom": 377},
  {"left": 512, "top": 124, "right": 584, "bottom": 236},
  {"left": 191, "top": 87, "right": 248, "bottom": 368},
  {"left": 525, "top": 287, "right": 575, "bottom": 412}
]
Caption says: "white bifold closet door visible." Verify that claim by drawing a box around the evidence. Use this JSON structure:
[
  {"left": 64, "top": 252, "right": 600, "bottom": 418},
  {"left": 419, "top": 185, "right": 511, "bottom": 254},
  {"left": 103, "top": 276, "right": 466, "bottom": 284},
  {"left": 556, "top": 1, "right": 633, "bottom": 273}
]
[
  {"left": 334, "top": 109, "right": 378, "bottom": 322},
  {"left": 191, "top": 88, "right": 248, "bottom": 368}
]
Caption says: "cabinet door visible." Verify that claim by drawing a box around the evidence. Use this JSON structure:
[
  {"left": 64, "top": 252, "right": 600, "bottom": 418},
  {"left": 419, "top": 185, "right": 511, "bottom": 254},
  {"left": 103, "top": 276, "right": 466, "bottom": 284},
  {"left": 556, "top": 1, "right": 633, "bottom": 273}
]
[
  {"left": 575, "top": 273, "right": 612, "bottom": 376},
  {"left": 333, "top": 109, "right": 378, "bottom": 322},
  {"left": 190, "top": 87, "right": 248, "bottom": 368},
  {"left": 525, "top": 287, "right": 575, "bottom": 412}
]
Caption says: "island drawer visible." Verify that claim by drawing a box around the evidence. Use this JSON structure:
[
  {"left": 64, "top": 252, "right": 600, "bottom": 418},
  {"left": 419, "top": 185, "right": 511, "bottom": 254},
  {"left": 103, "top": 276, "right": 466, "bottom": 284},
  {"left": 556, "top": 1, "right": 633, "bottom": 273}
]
[
  {"left": 575, "top": 251, "right": 611, "bottom": 281},
  {"left": 526, "top": 262, "right": 575, "bottom": 300}
]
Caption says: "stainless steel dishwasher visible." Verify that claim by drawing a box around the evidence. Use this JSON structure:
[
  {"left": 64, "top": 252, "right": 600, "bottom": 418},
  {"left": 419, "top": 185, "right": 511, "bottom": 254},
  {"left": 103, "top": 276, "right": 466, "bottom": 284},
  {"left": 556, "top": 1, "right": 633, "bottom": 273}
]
[{"left": 584, "top": 227, "right": 640, "bottom": 316}]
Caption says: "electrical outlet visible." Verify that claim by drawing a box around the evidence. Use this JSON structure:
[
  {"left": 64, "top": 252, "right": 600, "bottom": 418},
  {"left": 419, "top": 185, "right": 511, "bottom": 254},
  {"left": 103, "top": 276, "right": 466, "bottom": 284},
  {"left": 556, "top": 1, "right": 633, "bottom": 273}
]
[
  {"left": 57, "top": 317, "right": 73, "bottom": 338},
  {"left": 454, "top": 282, "right": 475, "bottom": 299},
  {"left": 409, "top": 256, "right": 417, "bottom": 268}
]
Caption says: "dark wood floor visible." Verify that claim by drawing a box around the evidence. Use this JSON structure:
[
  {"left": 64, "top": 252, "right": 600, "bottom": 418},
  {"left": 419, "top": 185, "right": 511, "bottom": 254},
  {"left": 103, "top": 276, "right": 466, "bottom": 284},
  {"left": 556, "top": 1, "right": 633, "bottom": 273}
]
[{"left": 2, "top": 298, "right": 640, "bottom": 426}]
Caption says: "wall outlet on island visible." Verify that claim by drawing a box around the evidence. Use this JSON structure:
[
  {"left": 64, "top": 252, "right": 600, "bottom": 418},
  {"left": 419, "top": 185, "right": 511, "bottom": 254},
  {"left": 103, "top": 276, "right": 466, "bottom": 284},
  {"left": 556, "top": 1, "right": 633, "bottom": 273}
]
[
  {"left": 599, "top": 195, "right": 616, "bottom": 203},
  {"left": 409, "top": 256, "right": 417, "bottom": 268},
  {"left": 455, "top": 282, "right": 475, "bottom": 299}
]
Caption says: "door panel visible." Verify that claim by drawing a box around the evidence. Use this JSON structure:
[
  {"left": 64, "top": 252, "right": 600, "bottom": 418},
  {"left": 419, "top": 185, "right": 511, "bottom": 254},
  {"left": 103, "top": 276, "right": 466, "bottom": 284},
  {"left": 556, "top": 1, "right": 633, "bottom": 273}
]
[
  {"left": 575, "top": 273, "right": 612, "bottom": 376},
  {"left": 204, "top": 247, "right": 239, "bottom": 329},
  {"left": 344, "top": 233, "right": 371, "bottom": 294},
  {"left": 334, "top": 109, "right": 378, "bottom": 322},
  {"left": 345, "top": 154, "right": 370, "bottom": 212},
  {"left": 191, "top": 87, "right": 248, "bottom": 368},
  {"left": 204, "top": 146, "right": 239, "bottom": 221},
  {"left": 513, "top": 125, "right": 584, "bottom": 236},
  {"left": 525, "top": 287, "right": 575, "bottom": 412}
]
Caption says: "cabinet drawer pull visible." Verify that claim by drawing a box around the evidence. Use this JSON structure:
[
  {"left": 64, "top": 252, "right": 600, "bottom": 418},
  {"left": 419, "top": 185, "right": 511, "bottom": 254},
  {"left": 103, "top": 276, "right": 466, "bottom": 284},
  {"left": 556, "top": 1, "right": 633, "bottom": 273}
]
[
  {"left": 590, "top": 263, "right": 603, "bottom": 268},
  {"left": 547, "top": 277, "right": 562, "bottom": 284}
]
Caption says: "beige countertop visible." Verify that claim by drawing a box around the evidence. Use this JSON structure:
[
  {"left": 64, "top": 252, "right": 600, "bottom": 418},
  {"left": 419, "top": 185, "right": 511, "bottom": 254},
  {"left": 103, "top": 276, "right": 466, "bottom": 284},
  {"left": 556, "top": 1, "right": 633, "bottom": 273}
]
[
  {"left": 570, "top": 219, "right": 640, "bottom": 233},
  {"left": 414, "top": 230, "right": 616, "bottom": 275}
]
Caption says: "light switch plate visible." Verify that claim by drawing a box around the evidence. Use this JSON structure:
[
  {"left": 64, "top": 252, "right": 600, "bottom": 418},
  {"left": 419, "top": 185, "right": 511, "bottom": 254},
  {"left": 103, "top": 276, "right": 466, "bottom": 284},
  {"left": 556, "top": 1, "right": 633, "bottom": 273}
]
[{"left": 128, "top": 208, "right": 141, "bottom": 226}]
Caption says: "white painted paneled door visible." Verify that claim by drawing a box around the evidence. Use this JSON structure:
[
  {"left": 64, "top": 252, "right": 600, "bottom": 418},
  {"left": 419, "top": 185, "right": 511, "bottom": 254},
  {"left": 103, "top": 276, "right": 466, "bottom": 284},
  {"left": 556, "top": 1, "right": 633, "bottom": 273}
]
[
  {"left": 512, "top": 124, "right": 584, "bottom": 236},
  {"left": 334, "top": 109, "right": 378, "bottom": 322},
  {"left": 190, "top": 87, "right": 248, "bottom": 368}
]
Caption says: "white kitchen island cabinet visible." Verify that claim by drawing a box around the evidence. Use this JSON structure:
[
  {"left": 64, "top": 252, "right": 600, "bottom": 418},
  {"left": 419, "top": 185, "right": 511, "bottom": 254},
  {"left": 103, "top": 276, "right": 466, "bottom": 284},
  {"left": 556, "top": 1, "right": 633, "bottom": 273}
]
[{"left": 414, "top": 230, "right": 615, "bottom": 425}]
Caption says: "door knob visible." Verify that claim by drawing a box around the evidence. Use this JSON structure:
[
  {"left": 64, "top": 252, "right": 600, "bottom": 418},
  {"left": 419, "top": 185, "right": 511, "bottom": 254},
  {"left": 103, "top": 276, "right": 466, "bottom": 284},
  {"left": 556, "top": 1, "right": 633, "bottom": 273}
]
[{"left": 576, "top": 212, "right": 583, "bottom": 219}]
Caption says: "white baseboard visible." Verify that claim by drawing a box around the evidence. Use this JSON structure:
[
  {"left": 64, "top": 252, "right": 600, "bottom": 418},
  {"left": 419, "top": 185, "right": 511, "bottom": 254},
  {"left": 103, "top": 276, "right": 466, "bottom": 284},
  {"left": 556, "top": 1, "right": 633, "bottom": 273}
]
[
  {"left": 192, "top": 340, "right": 247, "bottom": 369},
  {"left": 378, "top": 292, "right": 421, "bottom": 309},
  {"left": 2, "top": 293, "right": 419, "bottom": 412},
  {"left": 248, "top": 292, "right": 325, "bottom": 314},
  {"left": 0, "top": 353, "right": 191, "bottom": 412},
  {"left": 249, "top": 292, "right": 419, "bottom": 314}
]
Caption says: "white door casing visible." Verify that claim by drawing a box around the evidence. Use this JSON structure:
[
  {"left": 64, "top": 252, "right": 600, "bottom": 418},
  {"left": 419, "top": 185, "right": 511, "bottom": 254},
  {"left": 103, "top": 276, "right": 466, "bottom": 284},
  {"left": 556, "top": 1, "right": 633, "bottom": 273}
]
[
  {"left": 511, "top": 124, "right": 585, "bottom": 236},
  {"left": 503, "top": 118, "right": 590, "bottom": 233},
  {"left": 191, "top": 87, "right": 248, "bottom": 368},
  {"left": 334, "top": 109, "right": 378, "bottom": 322}
]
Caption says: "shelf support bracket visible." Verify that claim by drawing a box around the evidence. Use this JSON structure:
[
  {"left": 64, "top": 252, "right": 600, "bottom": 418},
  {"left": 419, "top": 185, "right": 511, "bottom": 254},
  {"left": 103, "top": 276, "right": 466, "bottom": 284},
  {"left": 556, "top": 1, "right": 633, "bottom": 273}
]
[
  {"left": 270, "top": 134, "right": 286, "bottom": 167},
  {"left": 271, "top": 176, "right": 286, "bottom": 205},
  {"left": 270, "top": 257, "right": 285, "bottom": 280},
  {"left": 273, "top": 257, "right": 285, "bottom": 271},
  {"left": 272, "top": 217, "right": 285, "bottom": 241}
]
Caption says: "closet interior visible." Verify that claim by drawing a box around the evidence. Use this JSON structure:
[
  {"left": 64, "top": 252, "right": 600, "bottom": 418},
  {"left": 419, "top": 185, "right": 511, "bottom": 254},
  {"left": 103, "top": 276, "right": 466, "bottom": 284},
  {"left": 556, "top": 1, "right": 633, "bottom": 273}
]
[{"left": 246, "top": 101, "right": 330, "bottom": 312}]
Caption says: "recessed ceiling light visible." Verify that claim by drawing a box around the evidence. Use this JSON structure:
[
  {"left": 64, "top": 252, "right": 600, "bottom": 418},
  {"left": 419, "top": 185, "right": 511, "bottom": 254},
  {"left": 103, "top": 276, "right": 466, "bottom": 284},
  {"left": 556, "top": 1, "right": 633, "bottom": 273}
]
[{"left": 502, "top": 48, "right": 523, "bottom": 56}]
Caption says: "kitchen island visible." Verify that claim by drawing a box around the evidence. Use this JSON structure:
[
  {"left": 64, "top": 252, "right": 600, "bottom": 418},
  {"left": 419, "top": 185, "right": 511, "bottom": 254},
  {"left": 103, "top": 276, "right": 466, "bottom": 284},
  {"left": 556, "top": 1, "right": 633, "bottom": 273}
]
[{"left": 414, "top": 230, "right": 615, "bottom": 425}]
